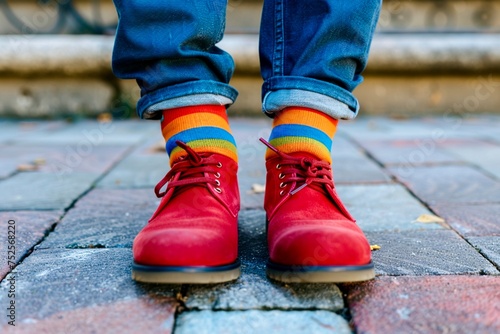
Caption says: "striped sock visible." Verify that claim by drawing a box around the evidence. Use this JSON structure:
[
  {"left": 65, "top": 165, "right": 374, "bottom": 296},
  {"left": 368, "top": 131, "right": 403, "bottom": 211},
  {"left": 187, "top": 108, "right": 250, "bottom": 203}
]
[
  {"left": 266, "top": 107, "right": 338, "bottom": 163},
  {"left": 161, "top": 105, "right": 238, "bottom": 166}
]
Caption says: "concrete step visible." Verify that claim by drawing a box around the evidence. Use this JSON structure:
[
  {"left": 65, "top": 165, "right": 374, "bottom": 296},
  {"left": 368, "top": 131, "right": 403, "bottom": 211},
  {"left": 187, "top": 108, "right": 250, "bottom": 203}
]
[
  {"left": 2, "top": 33, "right": 500, "bottom": 76},
  {"left": 1, "top": 33, "right": 499, "bottom": 117},
  {"left": 2, "top": 0, "right": 500, "bottom": 34}
]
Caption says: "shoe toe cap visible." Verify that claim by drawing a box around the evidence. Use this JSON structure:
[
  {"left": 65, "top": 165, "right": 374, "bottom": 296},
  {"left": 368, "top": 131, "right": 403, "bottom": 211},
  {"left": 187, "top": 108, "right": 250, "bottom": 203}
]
[
  {"left": 269, "top": 224, "right": 372, "bottom": 267},
  {"left": 133, "top": 227, "right": 237, "bottom": 267}
]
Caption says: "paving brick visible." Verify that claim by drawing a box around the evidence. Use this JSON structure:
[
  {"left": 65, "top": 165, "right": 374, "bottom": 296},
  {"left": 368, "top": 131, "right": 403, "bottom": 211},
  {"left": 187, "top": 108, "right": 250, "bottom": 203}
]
[
  {"left": 0, "top": 172, "right": 97, "bottom": 210},
  {"left": 366, "top": 230, "right": 499, "bottom": 276},
  {"left": 332, "top": 155, "right": 392, "bottom": 185},
  {"left": 0, "top": 123, "right": 74, "bottom": 178},
  {"left": 442, "top": 140, "right": 500, "bottom": 180},
  {"left": 339, "top": 117, "right": 496, "bottom": 141},
  {"left": 13, "top": 120, "right": 158, "bottom": 145},
  {"left": 432, "top": 204, "right": 500, "bottom": 237},
  {"left": 38, "top": 189, "right": 157, "bottom": 249},
  {"left": 233, "top": 121, "right": 270, "bottom": 209},
  {"left": 97, "top": 140, "right": 168, "bottom": 189},
  {"left": 0, "top": 146, "right": 41, "bottom": 179},
  {"left": 336, "top": 184, "right": 444, "bottom": 232},
  {"left": 389, "top": 165, "right": 500, "bottom": 205},
  {"left": 185, "top": 210, "right": 344, "bottom": 311},
  {"left": 70, "top": 187, "right": 159, "bottom": 212},
  {"left": 235, "top": 137, "right": 266, "bottom": 210},
  {"left": 332, "top": 137, "right": 392, "bottom": 184},
  {"left": 358, "top": 139, "right": 459, "bottom": 166},
  {"left": 0, "top": 248, "right": 179, "bottom": 330},
  {"left": 345, "top": 276, "right": 500, "bottom": 334},
  {"left": 468, "top": 236, "right": 500, "bottom": 268},
  {"left": 338, "top": 118, "right": 452, "bottom": 141},
  {"left": 238, "top": 167, "right": 265, "bottom": 209},
  {"left": 0, "top": 160, "right": 18, "bottom": 180},
  {"left": 0, "top": 211, "right": 62, "bottom": 279},
  {"left": 0, "top": 120, "right": 68, "bottom": 144},
  {"left": 0, "top": 144, "right": 129, "bottom": 176},
  {"left": 0, "top": 161, "right": 18, "bottom": 180},
  {"left": 175, "top": 310, "right": 352, "bottom": 334},
  {"left": 230, "top": 118, "right": 272, "bottom": 142},
  {"left": 1, "top": 297, "right": 176, "bottom": 334}
]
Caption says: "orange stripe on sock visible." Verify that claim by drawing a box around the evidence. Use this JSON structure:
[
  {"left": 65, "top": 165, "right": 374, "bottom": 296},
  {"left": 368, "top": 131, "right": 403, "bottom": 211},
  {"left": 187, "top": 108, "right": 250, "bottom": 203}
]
[
  {"left": 273, "top": 107, "right": 338, "bottom": 138},
  {"left": 162, "top": 112, "right": 232, "bottom": 140}
]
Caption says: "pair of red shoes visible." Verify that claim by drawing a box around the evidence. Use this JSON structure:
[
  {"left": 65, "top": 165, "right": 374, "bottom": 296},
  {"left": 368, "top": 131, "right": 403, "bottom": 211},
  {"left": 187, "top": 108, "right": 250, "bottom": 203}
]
[{"left": 132, "top": 139, "right": 374, "bottom": 284}]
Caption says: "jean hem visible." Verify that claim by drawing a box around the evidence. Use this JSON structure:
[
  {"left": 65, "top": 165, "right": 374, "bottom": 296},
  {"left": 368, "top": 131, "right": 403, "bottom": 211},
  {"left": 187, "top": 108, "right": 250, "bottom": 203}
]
[
  {"left": 137, "top": 81, "right": 238, "bottom": 119},
  {"left": 262, "top": 77, "right": 359, "bottom": 120}
]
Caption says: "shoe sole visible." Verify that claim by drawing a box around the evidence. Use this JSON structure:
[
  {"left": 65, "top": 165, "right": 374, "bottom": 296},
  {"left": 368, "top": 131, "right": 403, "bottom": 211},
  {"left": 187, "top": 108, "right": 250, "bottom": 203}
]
[
  {"left": 267, "top": 261, "right": 375, "bottom": 283},
  {"left": 132, "top": 259, "right": 241, "bottom": 284}
]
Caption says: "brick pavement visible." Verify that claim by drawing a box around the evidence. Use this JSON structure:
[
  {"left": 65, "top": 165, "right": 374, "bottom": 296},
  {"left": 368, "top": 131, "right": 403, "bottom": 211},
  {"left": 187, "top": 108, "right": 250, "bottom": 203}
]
[{"left": 0, "top": 116, "right": 499, "bottom": 333}]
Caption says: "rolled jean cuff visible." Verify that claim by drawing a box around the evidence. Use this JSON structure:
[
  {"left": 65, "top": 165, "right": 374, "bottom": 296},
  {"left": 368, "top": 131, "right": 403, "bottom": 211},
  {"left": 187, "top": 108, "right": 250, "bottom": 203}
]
[
  {"left": 137, "top": 81, "right": 238, "bottom": 119},
  {"left": 262, "top": 76, "right": 359, "bottom": 120}
]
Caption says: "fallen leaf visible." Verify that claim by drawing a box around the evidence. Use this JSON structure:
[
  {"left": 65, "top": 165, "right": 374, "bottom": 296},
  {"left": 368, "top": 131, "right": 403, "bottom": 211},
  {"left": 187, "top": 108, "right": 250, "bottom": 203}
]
[
  {"left": 97, "top": 113, "right": 113, "bottom": 123},
  {"left": 17, "top": 164, "right": 38, "bottom": 171},
  {"left": 33, "top": 158, "right": 46, "bottom": 166},
  {"left": 370, "top": 245, "right": 381, "bottom": 251},
  {"left": 251, "top": 183, "right": 265, "bottom": 194},
  {"left": 149, "top": 141, "right": 166, "bottom": 153},
  {"left": 413, "top": 214, "right": 445, "bottom": 224},
  {"left": 176, "top": 292, "right": 188, "bottom": 303}
]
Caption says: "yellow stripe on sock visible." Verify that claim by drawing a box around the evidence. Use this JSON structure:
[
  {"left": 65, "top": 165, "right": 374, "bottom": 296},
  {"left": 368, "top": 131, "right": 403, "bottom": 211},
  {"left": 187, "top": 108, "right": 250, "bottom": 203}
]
[
  {"left": 169, "top": 139, "right": 238, "bottom": 164},
  {"left": 266, "top": 137, "right": 332, "bottom": 163}
]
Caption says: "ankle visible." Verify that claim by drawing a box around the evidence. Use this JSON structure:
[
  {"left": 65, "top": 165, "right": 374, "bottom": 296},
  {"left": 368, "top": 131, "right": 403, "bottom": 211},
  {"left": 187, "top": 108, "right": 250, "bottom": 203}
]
[
  {"left": 161, "top": 105, "right": 238, "bottom": 165},
  {"left": 266, "top": 107, "right": 338, "bottom": 163}
]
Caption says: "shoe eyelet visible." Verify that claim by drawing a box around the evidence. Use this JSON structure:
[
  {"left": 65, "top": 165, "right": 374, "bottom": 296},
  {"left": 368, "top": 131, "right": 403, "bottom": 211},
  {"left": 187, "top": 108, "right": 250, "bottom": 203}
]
[
  {"left": 279, "top": 182, "right": 286, "bottom": 188},
  {"left": 215, "top": 187, "right": 222, "bottom": 193},
  {"left": 215, "top": 179, "right": 220, "bottom": 186},
  {"left": 276, "top": 164, "right": 281, "bottom": 169},
  {"left": 217, "top": 162, "right": 223, "bottom": 168},
  {"left": 214, "top": 172, "right": 221, "bottom": 178},
  {"left": 279, "top": 190, "right": 285, "bottom": 196},
  {"left": 279, "top": 173, "right": 285, "bottom": 179}
]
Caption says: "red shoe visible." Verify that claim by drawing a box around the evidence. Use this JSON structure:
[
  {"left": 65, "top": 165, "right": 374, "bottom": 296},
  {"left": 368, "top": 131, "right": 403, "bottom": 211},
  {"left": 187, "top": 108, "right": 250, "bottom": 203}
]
[
  {"left": 132, "top": 141, "right": 240, "bottom": 283},
  {"left": 260, "top": 138, "right": 374, "bottom": 283}
]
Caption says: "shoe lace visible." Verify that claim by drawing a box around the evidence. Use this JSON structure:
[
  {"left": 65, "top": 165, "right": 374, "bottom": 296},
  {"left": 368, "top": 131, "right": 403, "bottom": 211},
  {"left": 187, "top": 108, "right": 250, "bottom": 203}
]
[
  {"left": 154, "top": 141, "right": 222, "bottom": 198},
  {"left": 259, "top": 138, "right": 333, "bottom": 196}
]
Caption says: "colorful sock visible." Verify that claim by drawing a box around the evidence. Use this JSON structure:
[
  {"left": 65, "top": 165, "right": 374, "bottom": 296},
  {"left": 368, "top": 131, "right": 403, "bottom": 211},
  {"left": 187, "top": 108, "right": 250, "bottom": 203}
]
[
  {"left": 161, "top": 105, "right": 238, "bottom": 166},
  {"left": 266, "top": 107, "right": 338, "bottom": 163}
]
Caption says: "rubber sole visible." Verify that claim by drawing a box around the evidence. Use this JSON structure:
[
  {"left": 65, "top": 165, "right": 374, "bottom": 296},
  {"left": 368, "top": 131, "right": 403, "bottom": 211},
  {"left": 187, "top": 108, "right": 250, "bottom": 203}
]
[
  {"left": 267, "top": 261, "right": 375, "bottom": 283},
  {"left": 132, "top": 259, "right": 241, "bottom": 284}
]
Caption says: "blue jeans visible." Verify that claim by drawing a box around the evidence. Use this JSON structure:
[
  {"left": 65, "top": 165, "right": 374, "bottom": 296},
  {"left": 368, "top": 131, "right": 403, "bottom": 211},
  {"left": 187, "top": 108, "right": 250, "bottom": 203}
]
[{"left": 112, "top": 0, "right": 381, "bottom": 120}]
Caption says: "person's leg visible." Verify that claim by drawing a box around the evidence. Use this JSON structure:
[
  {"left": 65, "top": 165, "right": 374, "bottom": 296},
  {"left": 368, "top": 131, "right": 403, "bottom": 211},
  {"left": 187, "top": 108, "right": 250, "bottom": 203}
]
[
  {"left": 112, "top": 0, "right": 237, "bottom": 119},
  {"left": 259, "top": 0, "right": 382, "bottom": 283},
  {"left": 112, "top": 0, "right": 240, "bottom": 283}
]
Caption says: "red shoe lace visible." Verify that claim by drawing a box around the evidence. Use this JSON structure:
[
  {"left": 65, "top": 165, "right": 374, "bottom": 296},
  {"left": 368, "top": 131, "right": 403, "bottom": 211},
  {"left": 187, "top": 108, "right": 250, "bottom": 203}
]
[
  {"left": 154, "top": 141, "right": 223, "bottom": 198},
  {"left": 259, "top": 138, "right": 333, "bottom": 196}
]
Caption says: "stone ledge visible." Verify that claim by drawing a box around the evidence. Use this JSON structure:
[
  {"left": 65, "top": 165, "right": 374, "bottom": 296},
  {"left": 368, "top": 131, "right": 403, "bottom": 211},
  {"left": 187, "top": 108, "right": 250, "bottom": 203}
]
[
  {"left": 0, "top": 35, "right": 112, "bottom": 76},
  {"left": 1, "top": 33, "right": 500, "bottom": 76}
]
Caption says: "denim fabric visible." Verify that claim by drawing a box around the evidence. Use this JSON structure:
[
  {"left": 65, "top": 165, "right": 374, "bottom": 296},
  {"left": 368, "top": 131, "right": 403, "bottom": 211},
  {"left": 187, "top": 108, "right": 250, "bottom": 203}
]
[
  {"left": 112, "top": 0, "right": 237, "bottom": 119},
  {"left": 260, "top": 0, "right": 382, "bottom": 119},
  {"left": 112, "top": 0, "right": 381, "bottom": 120}
]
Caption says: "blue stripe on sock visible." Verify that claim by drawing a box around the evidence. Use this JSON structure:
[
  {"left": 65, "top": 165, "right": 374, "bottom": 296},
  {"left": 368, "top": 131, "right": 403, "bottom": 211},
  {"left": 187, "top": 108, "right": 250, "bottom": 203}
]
[
  {"left": 269, "top": 124, "right": 332, "bottom": 149},
  {"left": 165, "top": 126, "right": 236, "bottom": 155}
]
